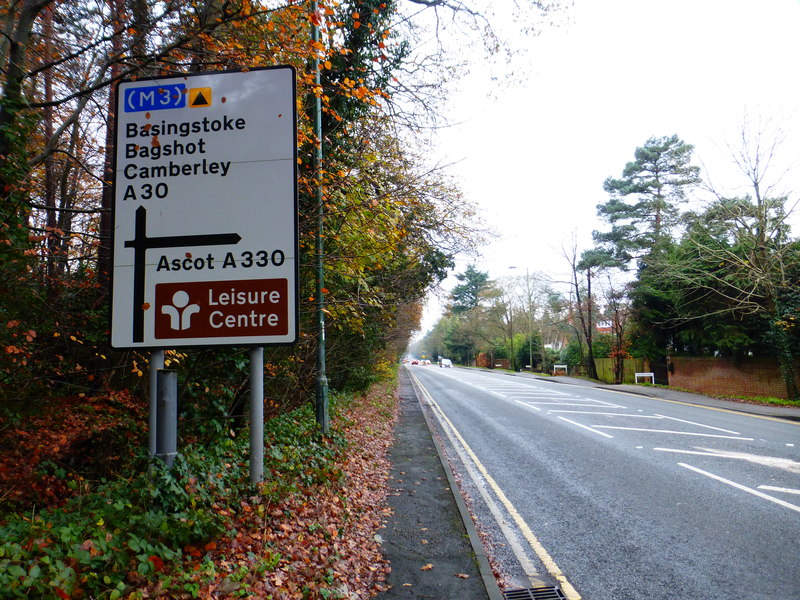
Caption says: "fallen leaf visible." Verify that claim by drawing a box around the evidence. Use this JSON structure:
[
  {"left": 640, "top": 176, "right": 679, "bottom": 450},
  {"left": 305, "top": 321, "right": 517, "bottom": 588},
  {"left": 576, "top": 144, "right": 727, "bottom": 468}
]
[
  {"left": 455, "top": 573, "right": 470, "bottom": 579},
  {"left": 148, "top": 555, "right": 165, "bottom": 572},
  {"left": 421, "top": 563, "right": 433, "bottom": 571}
]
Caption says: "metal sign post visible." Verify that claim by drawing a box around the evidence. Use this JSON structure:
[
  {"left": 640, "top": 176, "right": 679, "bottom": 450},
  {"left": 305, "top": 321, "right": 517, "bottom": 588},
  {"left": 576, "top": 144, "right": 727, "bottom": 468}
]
[
  {"left": 148, "top": 349, "right": 164, "bottom": 457},
  {"left": 155, "top": 369, "right": 178, "bottom": 466},
  {"left": 249, "top": 347, "right": 264, "bottom": 483}
]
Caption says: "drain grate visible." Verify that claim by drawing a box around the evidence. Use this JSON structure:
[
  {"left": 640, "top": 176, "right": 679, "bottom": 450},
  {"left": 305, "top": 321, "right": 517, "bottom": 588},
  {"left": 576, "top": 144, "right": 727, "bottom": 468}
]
[{"left": 503, "top": 587, "right": 567, "bottom": 600}]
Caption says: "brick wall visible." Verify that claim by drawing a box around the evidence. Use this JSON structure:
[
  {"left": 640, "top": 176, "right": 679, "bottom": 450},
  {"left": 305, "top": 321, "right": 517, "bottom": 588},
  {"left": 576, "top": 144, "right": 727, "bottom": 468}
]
[{"left": 668, "top": 356, "right": 800, "bottom": 399}]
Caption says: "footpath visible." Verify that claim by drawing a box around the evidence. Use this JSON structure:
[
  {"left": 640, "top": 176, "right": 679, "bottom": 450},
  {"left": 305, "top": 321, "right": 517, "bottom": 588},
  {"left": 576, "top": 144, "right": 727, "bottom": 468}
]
[
  {"left": 514, "top": 371, "right": 800, "bottom": 422},
  {"left": 378, "top": 370, "right": 503, "bottom": 599},
  {"left": 377, "top": 368, "right": 799, "bottom": 600}
]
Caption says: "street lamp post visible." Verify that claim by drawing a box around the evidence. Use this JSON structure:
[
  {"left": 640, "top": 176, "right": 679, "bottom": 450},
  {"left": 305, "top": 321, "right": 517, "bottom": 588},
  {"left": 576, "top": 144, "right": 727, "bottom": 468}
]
[
  {"left": 526, "top": 269, "right": 533, "bottom": 372},
  {"left": 509, "top": 307, "right": 514, "bottom": 371},
  {"left": 508, "top": 266, "right": 516, "bottom": 372},
  {"left": 312, "top": 0, "right": 329, "bottom": 433}
]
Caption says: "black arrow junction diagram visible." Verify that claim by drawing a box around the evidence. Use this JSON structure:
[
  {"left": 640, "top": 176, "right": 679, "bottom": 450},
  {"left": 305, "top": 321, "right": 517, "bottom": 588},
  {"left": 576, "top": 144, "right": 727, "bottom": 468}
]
[{"left": 124, "top": 206, "right": 241, "bottom": 343}]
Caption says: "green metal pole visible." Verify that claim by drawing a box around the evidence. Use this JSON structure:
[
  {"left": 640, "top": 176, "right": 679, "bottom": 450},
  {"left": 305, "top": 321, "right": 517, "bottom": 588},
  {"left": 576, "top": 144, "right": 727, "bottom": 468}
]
[{"left": 312, "top": 0, "right": 329, "bottom": 433}]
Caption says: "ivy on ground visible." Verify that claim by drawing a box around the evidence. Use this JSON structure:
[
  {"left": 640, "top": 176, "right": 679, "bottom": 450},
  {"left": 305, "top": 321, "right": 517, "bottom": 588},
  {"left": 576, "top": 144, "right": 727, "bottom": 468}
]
[{"left": 0, "top": 383, "right": 398, "bottom": 599}]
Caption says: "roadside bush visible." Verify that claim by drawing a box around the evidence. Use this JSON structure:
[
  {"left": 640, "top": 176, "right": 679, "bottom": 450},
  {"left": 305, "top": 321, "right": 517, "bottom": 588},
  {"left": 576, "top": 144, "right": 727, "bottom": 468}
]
[{"left": 0, "top": 402, "right": 346, "bottom": 599}]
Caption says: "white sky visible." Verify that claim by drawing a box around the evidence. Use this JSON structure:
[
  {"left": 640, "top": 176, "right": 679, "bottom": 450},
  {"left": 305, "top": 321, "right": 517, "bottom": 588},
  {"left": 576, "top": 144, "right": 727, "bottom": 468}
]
[{"left": 416, "top": 0, "right": 800, "bottom": 336}]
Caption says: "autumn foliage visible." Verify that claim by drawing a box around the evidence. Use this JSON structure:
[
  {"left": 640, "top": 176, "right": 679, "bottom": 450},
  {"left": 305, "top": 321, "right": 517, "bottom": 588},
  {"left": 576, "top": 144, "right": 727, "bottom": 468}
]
[
  {"left": 0, "top": 1, "right": 482, "bottom": 597},
  {"left": 0, "top": 0, "right": 477, "bottom": 405},
  {"left": 0, "top": 390, "right": 144, "bottom": 511}
]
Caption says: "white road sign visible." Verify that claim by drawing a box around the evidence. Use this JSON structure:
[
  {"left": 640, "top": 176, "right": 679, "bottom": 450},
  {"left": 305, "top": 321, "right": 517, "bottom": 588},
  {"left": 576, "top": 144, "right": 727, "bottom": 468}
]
[{"left": 111, "top": 67, "right": 298, "bottom": 348}]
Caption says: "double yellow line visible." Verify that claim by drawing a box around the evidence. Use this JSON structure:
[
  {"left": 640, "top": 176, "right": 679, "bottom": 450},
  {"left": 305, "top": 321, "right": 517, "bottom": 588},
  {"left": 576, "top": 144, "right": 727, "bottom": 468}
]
[{"left": 409, "top": 371, "right": 582, "bottom": 600}]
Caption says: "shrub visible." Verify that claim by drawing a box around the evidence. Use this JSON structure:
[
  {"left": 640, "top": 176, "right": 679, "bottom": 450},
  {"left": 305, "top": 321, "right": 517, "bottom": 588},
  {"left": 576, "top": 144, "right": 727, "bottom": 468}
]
[{"left": 0, "top": 402, "right": 346, "bottom": 599}]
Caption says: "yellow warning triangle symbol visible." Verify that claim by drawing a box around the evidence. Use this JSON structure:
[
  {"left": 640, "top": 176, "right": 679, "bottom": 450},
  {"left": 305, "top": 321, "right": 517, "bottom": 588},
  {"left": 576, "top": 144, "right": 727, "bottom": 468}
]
[{"left": 189, "top": 88, "right": 211, "bottom": 108}]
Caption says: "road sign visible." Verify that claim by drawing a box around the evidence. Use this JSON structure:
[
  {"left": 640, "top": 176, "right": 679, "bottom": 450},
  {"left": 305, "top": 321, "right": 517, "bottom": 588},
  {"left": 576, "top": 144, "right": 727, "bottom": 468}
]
[{"left": 111, "top": 67, "right": 298, "bottom": 348}]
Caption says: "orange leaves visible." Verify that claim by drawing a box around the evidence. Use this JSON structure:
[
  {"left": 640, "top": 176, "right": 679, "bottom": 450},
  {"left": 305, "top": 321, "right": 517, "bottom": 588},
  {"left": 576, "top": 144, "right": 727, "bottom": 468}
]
[
  {"left": 0, "top": 390, "right": 142, "bottom": 511},
  {"left": 3, "top": 320, "right": 37, "bottom": 365},
  {"left": 147, "top": 555, "right": 165, "bottom": 572},
  {"left": 183, "top": 544, "right": 203, "bottom": 558},
  {"left": 53, "top": 587, "right": 70, "bottom": 600},
  {"left": 130, "top": 359, "right": 144, "bottom": 377}
]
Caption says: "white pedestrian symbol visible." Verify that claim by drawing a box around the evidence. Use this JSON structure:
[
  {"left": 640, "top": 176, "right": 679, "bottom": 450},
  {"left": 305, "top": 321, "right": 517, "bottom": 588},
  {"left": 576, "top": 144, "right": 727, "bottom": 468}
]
[{"left": 161, "top": 290, "right": 200, "bottom": 331}]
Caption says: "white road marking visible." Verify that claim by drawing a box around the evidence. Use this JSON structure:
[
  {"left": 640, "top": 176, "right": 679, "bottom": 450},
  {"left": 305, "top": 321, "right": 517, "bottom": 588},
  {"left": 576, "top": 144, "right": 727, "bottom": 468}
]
[
  {"left": 410, "top": 372, "right": 582, "bottom": 599},
  {"left": 678, "top": 463, "right": 800, "bottom": 514},
  {"left": 654, "top": 414, "right": 741, "bottom": 435},
  {"left": 654, "top": 448, "right": 732, "bottom": 457},
  {"left": 557, "top": 416, "right": 614, "bottom": 438},
  {"left": 594, "top": 426, "right": 752, "bottom": 440},
  {"left": 438, "top": 399, "right": 547, "bottom": 587},
  {"left": 655, "top": 447, "right": 800, "bottom": 474},
  {"left": 758, "top": 485, "right": 800, "bottom": 495},
  {"left": 515, "top": 400, "right": 542, "bottom": 411},
  {"left": 692, "top": 447, "right": 800, "bottom": 473},
  {"left": 524, "top": 402, "right": 626, "bottom": 408},
  {"left": 582, "top": 398, "right": 626, "bottom": 408},
  {"left": 547, "top": 411, "right": 656, "bottom": 418}
]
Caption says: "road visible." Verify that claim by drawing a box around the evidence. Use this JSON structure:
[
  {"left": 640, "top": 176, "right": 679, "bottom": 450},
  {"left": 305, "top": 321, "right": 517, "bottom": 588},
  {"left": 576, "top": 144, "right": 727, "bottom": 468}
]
[{"left": 407, "top": 365, "right": 800, "bottom": 600}]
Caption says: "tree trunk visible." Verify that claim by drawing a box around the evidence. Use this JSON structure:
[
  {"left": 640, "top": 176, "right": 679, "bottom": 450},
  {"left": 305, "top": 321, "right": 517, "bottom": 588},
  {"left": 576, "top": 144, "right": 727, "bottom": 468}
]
[
  {"left": 576, "top": 270, "right": 599, "bottom": 380},
  {"left": 98, "top": 0, "right": 125, "bottom": 294},
  {"left": 42, "top": 5, "right": 59, "bottom": 288},
  {"left": 0, "top": 0, "right": 53, "bottom": 170}
]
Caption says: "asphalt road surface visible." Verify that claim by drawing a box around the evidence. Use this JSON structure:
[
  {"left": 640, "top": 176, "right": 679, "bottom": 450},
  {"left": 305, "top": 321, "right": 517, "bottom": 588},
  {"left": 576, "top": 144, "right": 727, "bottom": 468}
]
[{"left": 408, "top": 365, "right": 800, "bottom": 600}]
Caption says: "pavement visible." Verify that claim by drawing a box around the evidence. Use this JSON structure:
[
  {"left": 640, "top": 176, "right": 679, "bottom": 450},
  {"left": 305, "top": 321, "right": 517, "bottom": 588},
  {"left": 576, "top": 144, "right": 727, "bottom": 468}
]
[
  {"left": 378, "top": 369, "right": 503, "bottom": 599},
  {"left": 512, "top": 371, "right": 800, "bottom": 422},
  {"left": 377, "top": 367, "right": 799, "bottom": 600}
]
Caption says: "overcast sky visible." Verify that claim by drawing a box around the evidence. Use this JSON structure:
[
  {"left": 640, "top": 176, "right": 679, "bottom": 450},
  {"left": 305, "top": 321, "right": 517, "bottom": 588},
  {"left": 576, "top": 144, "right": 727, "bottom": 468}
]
[{"left": 416, "top": 0, "right": 800, "bottom": 336}]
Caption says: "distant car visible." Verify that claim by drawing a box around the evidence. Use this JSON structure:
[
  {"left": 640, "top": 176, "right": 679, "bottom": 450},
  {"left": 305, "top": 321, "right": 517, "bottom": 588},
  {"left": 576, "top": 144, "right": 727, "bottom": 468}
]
[
  {"left": 422, "top": 359, "right": 431, "bottom": 365},
  {"left": 440, "top": 358, "right": 453, "bottom": 368},
  {"left": 411, "top": 359, "right": 419, "bottom": 365}
]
